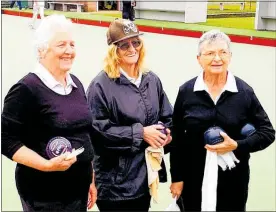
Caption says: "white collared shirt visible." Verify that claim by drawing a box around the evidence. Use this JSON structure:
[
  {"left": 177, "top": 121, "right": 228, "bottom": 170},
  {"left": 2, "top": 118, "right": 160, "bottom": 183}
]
[
  {"left": 194, "top": 71, "right": 238, "bottom": 104},
  {"left": 120, "top": 68, "right": 142, "bottom": 88},
  {"left": 32, "top": 63, "right": 77, "bottom": 95}
]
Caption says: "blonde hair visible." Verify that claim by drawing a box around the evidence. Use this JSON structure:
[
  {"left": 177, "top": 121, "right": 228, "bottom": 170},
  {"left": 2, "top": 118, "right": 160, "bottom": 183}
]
[{"left": 103, "top": 38, "right": 147, "bottom": 79}]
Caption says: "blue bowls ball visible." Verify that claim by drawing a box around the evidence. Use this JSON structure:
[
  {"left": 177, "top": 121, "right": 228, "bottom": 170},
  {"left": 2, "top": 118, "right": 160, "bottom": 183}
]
[{"left": 204, "top": 126, "right": 225, "bottom": 145}]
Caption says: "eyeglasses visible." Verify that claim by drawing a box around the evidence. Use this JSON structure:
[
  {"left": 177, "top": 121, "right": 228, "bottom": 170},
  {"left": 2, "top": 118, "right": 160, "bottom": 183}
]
[
  {"left": 117, "top": 40, "right": 141, "bottom": 51},
  {"left": 200, "top": 51, "right": 230, "bottom": 60}
]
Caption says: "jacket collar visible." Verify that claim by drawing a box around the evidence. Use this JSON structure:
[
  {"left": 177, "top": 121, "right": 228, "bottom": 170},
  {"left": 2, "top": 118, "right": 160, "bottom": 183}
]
[
  {"left": 117, "top": 71, "right": 151, "bottom": 88},
  {"left": 120, "top": 68, "right": 143, "bottom": 86}
]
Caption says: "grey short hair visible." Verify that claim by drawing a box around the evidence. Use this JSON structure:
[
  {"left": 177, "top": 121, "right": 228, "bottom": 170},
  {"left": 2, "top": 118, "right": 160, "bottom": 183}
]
[
  {"left": 34, "top": 14, "right": 74, "bottom": 59},
  {"left": 198, "top": 29, "right": 231, "bottom": 56}
]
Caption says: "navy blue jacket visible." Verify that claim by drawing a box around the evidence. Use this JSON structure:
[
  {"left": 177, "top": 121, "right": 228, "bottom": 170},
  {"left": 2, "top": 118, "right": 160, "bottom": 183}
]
[{"left": 86, "top": 71, "right": 173, "bottom": 200}]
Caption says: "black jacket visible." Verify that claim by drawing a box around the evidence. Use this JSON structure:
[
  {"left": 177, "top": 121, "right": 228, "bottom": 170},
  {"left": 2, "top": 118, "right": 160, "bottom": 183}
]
[
  {"left": 86, "top": 71, "right": 173, "bottom": 200},
  {"left": 170, "top": 76, "right": 275, "bottom": 210}
]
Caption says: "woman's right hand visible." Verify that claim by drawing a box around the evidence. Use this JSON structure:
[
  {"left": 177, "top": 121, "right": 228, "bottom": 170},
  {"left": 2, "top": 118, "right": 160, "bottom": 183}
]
[
  {"left": 45, "top": 152, "right": 77, "bottom": 172},
  {"left": 170, "top": 182, "right": 184, "bottom": 199},
  {"left": 143, "top": 125, "right": 167, "bottom": 148}
]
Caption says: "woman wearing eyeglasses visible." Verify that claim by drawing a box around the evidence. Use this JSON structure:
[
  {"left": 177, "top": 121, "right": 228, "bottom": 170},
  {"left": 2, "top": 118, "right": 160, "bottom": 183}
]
[
  {"left": 170, "top": 29, "right": 275, "bottom": 211},
  {"left": 86, "top": 19, "right": 173, "bottom": 211}
]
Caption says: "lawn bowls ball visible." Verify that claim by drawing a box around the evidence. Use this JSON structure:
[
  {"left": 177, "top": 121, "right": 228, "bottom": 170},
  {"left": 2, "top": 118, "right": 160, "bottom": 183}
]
[
  {"left": 46, "top": 137, "right": 72, "bottom": 159},
  {"left": 158, "top": 121, "right": 168, "bottom": 135}
]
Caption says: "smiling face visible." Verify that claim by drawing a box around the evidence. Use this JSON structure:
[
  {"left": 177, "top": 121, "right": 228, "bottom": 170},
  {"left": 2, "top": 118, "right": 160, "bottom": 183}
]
[
  {"left": 197, "top": 39, "right": 231, "bottom": 75},
  {"left": 116, "top": 36, "right": 142, "bottom": 66},
  {"left": 40, "top": 31, "right": 76, "bottom": 73}
]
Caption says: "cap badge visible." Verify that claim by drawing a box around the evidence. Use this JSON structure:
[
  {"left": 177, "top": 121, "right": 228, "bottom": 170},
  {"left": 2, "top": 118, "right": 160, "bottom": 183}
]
[{"left": 122, "top": 20, "right": 137, "bottom": 35}]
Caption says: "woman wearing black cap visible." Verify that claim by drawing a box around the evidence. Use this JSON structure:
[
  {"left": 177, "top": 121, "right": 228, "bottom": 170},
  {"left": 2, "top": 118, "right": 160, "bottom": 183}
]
[{"left": 86, "top": 18, "right": 173, "bottom": 211}]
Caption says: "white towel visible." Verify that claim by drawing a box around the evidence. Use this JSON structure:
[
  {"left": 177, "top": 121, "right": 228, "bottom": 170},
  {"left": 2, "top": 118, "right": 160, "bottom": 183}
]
[
  {"left": 201, "top": 150, "right": 240, "bottom": 211},
  {"left": 145, "top": 146, "right": 164, "bottom": 203}
]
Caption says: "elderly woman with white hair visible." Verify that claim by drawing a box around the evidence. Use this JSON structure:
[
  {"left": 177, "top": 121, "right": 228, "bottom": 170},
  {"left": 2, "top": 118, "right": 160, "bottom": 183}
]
[
  {"left": 1, "top": 14, "right": 97, "bottom": 211},
  {"left": 170, "top": 29, "right": 275, "bottom": 211}
]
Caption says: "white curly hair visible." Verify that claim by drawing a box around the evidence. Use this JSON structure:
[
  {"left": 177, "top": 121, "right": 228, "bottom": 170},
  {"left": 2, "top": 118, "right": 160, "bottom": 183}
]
[{"left": 33, "top": 14, "right": 74, "bottom": 59}]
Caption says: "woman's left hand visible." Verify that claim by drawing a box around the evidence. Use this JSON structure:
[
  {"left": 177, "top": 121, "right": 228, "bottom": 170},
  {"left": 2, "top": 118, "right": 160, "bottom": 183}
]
[
  {"left": 87, "top": 181, "right": 97, "bottom": 209},
  {"left": 205, "top": 131, "right": 238, "bottom": 154}
]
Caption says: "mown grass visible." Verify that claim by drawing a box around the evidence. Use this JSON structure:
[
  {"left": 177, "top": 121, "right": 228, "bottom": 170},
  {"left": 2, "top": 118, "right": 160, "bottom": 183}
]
[
  {"left": 3, "top": 6, "right": 276, "bottom": 39},
  {"left": 208, "top": 2, "right": 256, "bottom": 14}
]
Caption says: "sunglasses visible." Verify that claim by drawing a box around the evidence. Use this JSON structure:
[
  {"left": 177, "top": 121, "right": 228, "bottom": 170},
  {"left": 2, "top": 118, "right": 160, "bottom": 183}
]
[{"left": 117, "top": 40, "right": 142, "bottom": 51}]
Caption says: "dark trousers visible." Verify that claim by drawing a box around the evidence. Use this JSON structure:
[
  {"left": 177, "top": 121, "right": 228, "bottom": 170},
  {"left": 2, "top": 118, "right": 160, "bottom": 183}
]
[
  {"left": 181, "top": 166, "right": 249, "bottom": 211},
  {"left": 130, "top": 7, "right": 135, "bottom": 21},
  {"left": 10, "top": 0, "right": 22, "bottom": 9},
  {"left": 20, "top": 197, "right": 88, "bottom": 212},
  {"left": 122, "top": 4, "right": 135, "bottom": 21},
  {"left": 96, "top": 193, "right": 151, "bottom": 211}
]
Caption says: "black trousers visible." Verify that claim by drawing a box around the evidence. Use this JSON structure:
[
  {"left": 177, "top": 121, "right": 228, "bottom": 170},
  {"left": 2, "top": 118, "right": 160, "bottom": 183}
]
[
  {"left": 181, "top": 165, "right": 249, "bottom": 211},
  {"left": 122, "top": 4, "right": 135, "bottom": 21},
  {"left": 20, "top": 197, "right": 88, "bottom": 212},
  {"left": 96, "top": 193, "right": 151, "bottom": 211}
]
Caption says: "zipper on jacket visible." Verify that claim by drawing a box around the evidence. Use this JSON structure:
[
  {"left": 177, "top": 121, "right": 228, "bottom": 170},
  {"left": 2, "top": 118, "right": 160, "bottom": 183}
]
[{"left": 138, "top": 88, "right": 150, "bottom": 125}]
